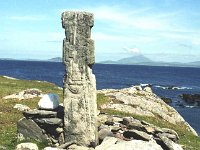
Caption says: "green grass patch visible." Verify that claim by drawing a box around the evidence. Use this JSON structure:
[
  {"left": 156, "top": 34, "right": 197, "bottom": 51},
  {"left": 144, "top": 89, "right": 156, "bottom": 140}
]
[{"left": 0, "top": 76, "right": 63, "bottom": 150}]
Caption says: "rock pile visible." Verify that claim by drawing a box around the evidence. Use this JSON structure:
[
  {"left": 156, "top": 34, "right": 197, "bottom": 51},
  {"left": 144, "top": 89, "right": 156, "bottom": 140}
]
[
  {"left": 17, "top": 94, "right": 64, "bottom": 147},
  {"left": 63, "top": 114, "right": 183, "bottom": 150},
  {"left": 96, "top": 114, "right": 183, "bottom": 150},
  {"left": 98, "top": 86, "right": 198, "bottom": 136}
]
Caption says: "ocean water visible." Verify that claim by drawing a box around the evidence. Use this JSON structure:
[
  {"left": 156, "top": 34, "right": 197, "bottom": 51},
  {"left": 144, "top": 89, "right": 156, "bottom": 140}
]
[{"left": 0, "top": 60, "right": 200, "bottom": 134}]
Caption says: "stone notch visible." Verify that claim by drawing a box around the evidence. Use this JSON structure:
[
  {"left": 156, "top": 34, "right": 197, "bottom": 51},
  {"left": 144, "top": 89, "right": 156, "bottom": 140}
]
[{"left": 61, "top": 11, "right": 97, "bottom": 146}]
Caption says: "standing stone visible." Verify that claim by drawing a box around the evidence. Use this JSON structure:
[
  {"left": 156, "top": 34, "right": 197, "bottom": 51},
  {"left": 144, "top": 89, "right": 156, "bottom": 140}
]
[{"left": 61, "top": 11, "right": 97, "bottom": 146}]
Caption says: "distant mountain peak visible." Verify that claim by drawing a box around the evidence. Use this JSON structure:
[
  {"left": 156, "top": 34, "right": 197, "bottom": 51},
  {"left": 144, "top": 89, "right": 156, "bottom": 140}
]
[{"left": 117, "top": 54, "right": 152, "bottom": 64}]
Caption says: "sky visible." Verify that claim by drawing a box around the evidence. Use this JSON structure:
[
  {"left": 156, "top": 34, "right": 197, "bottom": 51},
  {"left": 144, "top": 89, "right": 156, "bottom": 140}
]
[{"left": 0, "top": 0, "right": 200, "bottom": 62}]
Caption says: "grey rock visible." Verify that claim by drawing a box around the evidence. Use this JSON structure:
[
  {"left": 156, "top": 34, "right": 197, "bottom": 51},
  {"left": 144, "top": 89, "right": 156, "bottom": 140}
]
[
  {"left": 123, "top": 129, "right": 152, "bottom": 141},
  {"left": 95, "top": 137, "right": 118, "bottom": 150},
  {"left": 23, "top": 110, "right": 57, "bottom": 118},
  {"left": 157, "top": 133, "right": 183, "bottom": 150},
  {"left": 105, "top": 116, "right": 114, "bottom": 126},
  {"left": 33, "top": 118, "right": 62, "bottom": 126},
  {"left": 158, "top": 133, "right": 178, "bottom": 142},
  {"left": 17, "top": 117, "right": 49, "bottom": 142},
  {"left": 62, "top": 11, "right": 97, "bottom": 146},
  {"left": 15, "top": 142, "right": 38, "bottom": 150},
  {"left": 111, "top": 126, "right": 121, "bottom": 133},
  {"left": 68, "top": 144, "right": 94, "bottom": 150},
  {"left": 56, "top": 127, "right": 64, "bottom": 133},
  {"left": 161, "top": 128, "right": 179, "bottom": 139},
  {"left": 43, "top": 147, "right": 65, "bottom": 150},
  {"left": 98, "top": 128, "right": 114, "bottom": 142},
  {"left": 95, "top": 137, "right": 163, "bottom": 150},
  {"left": 123, "top": 117, "right": 144, "bottom": 131},
  {"left": 98, "top": 87, "right": 198, "bottom": 136}
]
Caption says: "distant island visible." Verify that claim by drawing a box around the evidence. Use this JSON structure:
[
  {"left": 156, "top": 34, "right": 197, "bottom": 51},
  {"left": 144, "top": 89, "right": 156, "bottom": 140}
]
[
  {"left": 48, "top": 57, "right": 62, "bottom": 62},
  {"left": 99, "top": 54, "right": 200, "bottom": 68},
  {"left": 1, "top": 56, "right": 200, "bottom": 68}
]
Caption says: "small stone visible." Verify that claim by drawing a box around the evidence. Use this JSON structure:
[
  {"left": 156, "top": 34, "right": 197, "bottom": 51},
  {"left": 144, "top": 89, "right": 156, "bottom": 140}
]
[
  {"left": 145, "top": 126, "right": 156, "bottom": 134},
  {"left": 33, "top": 118, "right": 62, "bottom": 126},
  {"left": 56, "top": 127, "right": 64, "bottom": 133},
  {"left": 15, "top": 142, "right": 38, "bottom": 150},
  {"left": 161, "top": 128, "right": 179, "bottom": 139},
  {"left": 98, "top": 128, "right": 114, "bottom": 142},
  {"left": 23, "top": 110, "right": 57, "bottom": 119},
  {"left": 68, "top": 144, "right": 94, "bottom": 150},
  {"left": 14, "top": 104, "right": 30, "bottom": 111},
  {"left": 134, "top": 86, "right": 142, "bottom": 91},
  {"left": 111, "top": 127, "right": 121, "bottom": 133},
  {"left": 123, "top": 129, "right": 152, "bottom": 141},
  {"left": 158, "top": 133, "right": 178, "bottom": 142},
  {"left": 43, "top": 147, "right": 65, "bottom": 150},
  {"left": 143, "top": 87, "right": 152, "bottom": 93},
  {"left": 38, "top": 93, "right": 60, "bottom": 110},
  {"left": 105, "top": 116, "right": 114, "bottom": 126}
]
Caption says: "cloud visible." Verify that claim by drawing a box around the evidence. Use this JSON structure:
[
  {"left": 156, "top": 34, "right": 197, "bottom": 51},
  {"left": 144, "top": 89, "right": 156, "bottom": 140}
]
[
  {"left": 123, "top": 47, "right": 141, "bottom": 54},
  {"left": 9, "top": 15, "right": 48, "bottom": 21}
]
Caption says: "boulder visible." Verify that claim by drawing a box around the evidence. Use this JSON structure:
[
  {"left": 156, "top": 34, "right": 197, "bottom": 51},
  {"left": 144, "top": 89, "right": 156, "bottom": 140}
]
[
  {"left": 38, "top": 93, "right": 59, "bottom": 110},
  {"left": 15, "top": 143, "right": 38, "bottom": 150},
  {"left": 17, "top": 117, "right": 49, "bottom": 142},
  {"left": 95, "top": 137, "right": 163, "bottom": 150}
]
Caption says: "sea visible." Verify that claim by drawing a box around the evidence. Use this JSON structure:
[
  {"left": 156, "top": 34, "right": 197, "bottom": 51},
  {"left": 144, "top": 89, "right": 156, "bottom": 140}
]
[{"left": 0, "top": 60, "right": 200, "bottom": 134}]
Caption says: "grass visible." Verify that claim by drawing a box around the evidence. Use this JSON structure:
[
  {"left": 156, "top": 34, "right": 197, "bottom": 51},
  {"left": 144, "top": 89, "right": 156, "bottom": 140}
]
[
  {"left": 0, "top": 76, "right": 200, "bottom": 150},
  {"left": 97, "top": 93, "right": 200, "bottom": 150},
  {"left": 0, "top": 76, "right": 63, "bottom": 150}
]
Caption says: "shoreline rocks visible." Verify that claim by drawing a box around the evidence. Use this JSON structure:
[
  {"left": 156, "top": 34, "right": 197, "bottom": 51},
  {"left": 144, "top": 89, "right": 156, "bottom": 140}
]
[
  {"left": 180, "top": 93, "right": 200, "bottom": 106},
  {"left": 98, "top": 86, "right": 198, "bottom": 136}
]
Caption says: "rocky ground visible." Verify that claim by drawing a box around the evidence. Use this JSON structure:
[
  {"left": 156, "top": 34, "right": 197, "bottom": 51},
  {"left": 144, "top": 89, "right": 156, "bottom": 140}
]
[
  {"left": 97, "top": 86, "right": 197, "bottom": 136},
  {"left": 0, "top": 76, "right": 199, "bottom": 150},
  {"left": 14, "top": 86, "right": 199, "bottom": 150}
]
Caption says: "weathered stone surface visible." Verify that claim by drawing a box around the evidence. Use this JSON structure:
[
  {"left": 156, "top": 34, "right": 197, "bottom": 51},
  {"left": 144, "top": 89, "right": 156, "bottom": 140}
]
[
  {"left": 33, "top": 118, "right": 62, "bottom": 126},
  {"left": 98, "top": 86, "right": 198, "bottom": 136},
  {"left": 157, "top": 133, "right": 183, "bottom": 150},
  {"left": 17, "top": 117, "right": 49, "bottom": 142},
  {"left": 38, "top": 93, "right": 60, "bottom": 110},
  {"left": 98, "top": 128, "right": 114, "bottom": 142},
  {"left": 15, "top": 142, "right": 38, "bottom": 150},
  {"left": 68, "top": 144, "right": 94, "bottom": 150},
  {"left": 95, "top": 137, "right": 163, "bottom": 150},
  {"left": 23, "top": 110, "right": 57, "bottom": 118},
  {"left": 3, "top": 88, "right": 42, "bottom": 100},
  {"left": 44, "top": 147, "right": 65, "bottom": 150},
  {"left": 62, "top": 11, "right": 97, "bottom": 146},
  {"left": 123, "top": 129, "right": 152, "bottom": 141},
  {"left": 14, "top": 104, "right": 30, "bottom": 111}
]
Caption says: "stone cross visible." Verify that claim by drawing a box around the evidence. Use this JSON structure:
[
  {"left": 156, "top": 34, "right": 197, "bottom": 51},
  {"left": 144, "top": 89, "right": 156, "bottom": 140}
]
[{"left": 61, "top": 11, "right": 97, "bottom": 146}]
